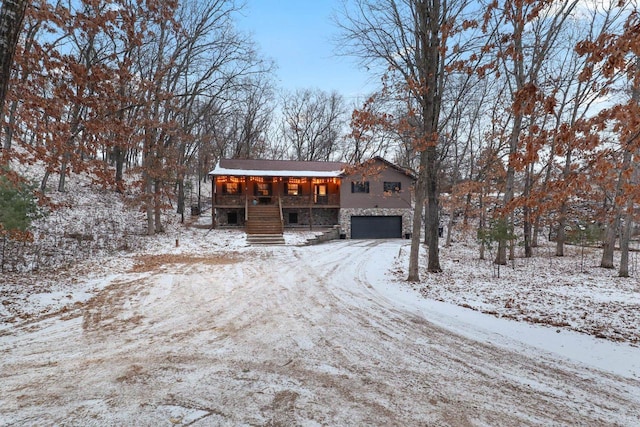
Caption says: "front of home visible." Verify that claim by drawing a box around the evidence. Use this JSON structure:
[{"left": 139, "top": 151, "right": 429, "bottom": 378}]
[{"left": 208, "top": 157, "right": 415, "bottom": 239}]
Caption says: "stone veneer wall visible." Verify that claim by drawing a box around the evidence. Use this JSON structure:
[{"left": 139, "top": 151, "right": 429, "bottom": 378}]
[
  {"left": 339, "top": 208, "right": 413, "bottom": 238},
  {"left": 283, "top": 208, "right": 339, "bottom": 228},
  {"left": 215, "top": 208, "right": 246, "bottom": 227},
  {"left": 216, "top": 207, "right": 339, "bottom": 229}
]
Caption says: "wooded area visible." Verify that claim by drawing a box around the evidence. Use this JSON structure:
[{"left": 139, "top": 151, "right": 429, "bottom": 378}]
[{"left": 1, "top": 0, "right": 639, "bottom": 279}]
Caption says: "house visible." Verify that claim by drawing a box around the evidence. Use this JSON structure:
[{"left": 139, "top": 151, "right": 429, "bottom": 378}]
[
  {"left": 339, "top": 157, "right": 415, "bottom": 239},
  {"left": 208, "top": 157, "right": 415, "bottom": 239}
]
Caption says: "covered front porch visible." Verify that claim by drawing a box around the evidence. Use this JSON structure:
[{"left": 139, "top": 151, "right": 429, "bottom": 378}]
[
  {"left": 214, "top": 176, "right": 340, "bottom": 208},
  {"left": 209, "top": 159, "right": 346, "bottom": 231}
]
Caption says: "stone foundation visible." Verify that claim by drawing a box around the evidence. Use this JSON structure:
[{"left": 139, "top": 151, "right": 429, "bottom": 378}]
[
  {"left": 339, "top": 208, "right": 413, "bottom": 238},
  {"left": 283, "top": 208, "right": 339, "bottom": 228},
  {"left": 215, "top": 208, "right": 246, "bottom": 227}
]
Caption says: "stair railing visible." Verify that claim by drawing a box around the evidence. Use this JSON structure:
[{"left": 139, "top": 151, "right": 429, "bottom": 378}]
[{"left": 278, "top": 196, "right": 284, "bottom": 231}]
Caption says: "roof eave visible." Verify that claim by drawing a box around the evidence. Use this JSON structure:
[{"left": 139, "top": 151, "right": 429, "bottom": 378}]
[{"left": 208, "top": 167, "right": 344, "bottom": 178}]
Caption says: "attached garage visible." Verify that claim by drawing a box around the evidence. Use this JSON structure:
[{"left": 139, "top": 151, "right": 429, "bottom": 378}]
[{"left": 350, "top": 216, "right": 403, "bottom": 239}]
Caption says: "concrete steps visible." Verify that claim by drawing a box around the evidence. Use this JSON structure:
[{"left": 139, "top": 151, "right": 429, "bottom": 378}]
[{"left": 246, "top": 234, "right": 286, "bottom": 245}]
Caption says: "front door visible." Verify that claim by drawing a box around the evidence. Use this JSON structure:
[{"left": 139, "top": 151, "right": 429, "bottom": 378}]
[
  {"left": 314, "top": 184, "right": 327, "bottom": 204},
  {"left": 255, "top": 182, "right": 273, "bottom": 204}
]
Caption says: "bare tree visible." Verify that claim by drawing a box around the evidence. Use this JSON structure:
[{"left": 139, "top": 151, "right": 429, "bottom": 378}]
[
  {"left": 338, "top": 0, "right": 480, "bottom": 278},
  {"left": 345, "top": 96, "right": 397, "bottom": 164},
  {"left": 280, "top": 88, "right": 346, "bottom": 161},
  {"left": 225, "top": 74, "right": 276, "bottom": 159}
]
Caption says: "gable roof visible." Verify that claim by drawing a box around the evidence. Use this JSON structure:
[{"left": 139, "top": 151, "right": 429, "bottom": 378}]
[
  {"left": 209, "top": 159, "right": 347, "bottom": 178},
  {"left": 344, "top": 156, "right": 417, "bottom": 180}
]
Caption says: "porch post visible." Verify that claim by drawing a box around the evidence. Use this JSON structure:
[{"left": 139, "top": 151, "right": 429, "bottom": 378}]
[
  {"left": 244, "top": 176, "right": 249, "bottom": 222},
  {"left": 211, "top": 175, "right": 216, "bottom": 229},
  {"left": 309, "top": 177, "right": 314, "bottom": 230}
]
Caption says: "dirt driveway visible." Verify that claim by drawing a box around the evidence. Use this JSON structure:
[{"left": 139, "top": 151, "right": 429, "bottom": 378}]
[{"left": 1, "top": 240, "right": 639, "bottom": 426}]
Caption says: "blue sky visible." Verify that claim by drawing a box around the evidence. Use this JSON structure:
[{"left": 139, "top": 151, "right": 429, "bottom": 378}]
[{"left": 236, "top": 1, "right": 375, "bottom": 101}]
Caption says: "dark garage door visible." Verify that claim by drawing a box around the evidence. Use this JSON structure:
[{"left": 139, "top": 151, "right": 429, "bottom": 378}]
[{"left": 351, "top": 216, "right": 402, "bottom": 239}]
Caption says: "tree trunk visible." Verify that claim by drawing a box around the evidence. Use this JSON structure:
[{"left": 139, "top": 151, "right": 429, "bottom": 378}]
[
  {"left": 556, "top": 202, "right": 568, "bottom": 256},
  {"left": 619, "top": 61, "right": 640, "bottom": 276},
  {"left": 619, "top": 156, "right": 638, "bottom": 277},
  {"left": 114, "top": 145, "right": 125, "bottom": 192},
  {"left": 408, "top": 158, "right": 427, "bottom": 282},
  {"left": 523, "top": 210, "right": 532, "bottom": 258},
  {"left": 602, "top": 144, "right": 633, "bottom": 268},
  {"left": 58, "top": 155, "right": 69, "bottom": 192},
  {"left": 0, "top": 0, "right": 28, "bottom": 133},
  {"left": 463, "top": 191, "right": 472, "bottom": 226},
  {"left": 40, "top": 170, "right": 50, "bottom": 194},
  {"left": 445, "top": 209, "right": 454, "bottom": 247},
  {"left": 509, "top": 240, "right": 515, "bottom": 260},
  {"left": 143, "top": 146, "right": 155, "bottom": 236},
  {"left": 146, "top": 177, "right": 154, "bottom": 236},
  {"left": 600, "top": 216, "right": 619, "bottom": 269},
  {"left": 425, "top": 145, "right": 441, "bottom": 272},
  {"left": 523, "top": 163, "right": 533, "bottom": 257},
  {"left": 177, "top": 177, "right": 185, "bottom": 223},
  {"left": 496, "top": 113, "right": 522, "bottom": 265},
  {"left": 618, "top": 207, "right": 632, "bottom": 277},
  {"left": 495, "top": 236, "right": 507, "bottom": 265},
  {"left": 154, "top": 179, "right": 164, "bottom": 233},
  {"left": 3, "top": 97, "right": 18, "bottom": 151},
  {"left": 478, "top": 192, "right": 485, "bottom": 260}
]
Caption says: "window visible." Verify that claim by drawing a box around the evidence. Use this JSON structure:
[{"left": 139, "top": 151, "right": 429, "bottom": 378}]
[
  {"left": 351, "top": 181, "right": 370, "bottom": 193},
  {"left": 384, "top": 182, "right": 401, "bottom": 193},
  {"left": 288, "top": 212, "right": 298, "bottom": 224},
  {"left": 285, "top": 183, "right": 300, "bottom": 196},
  {"left": 227, "top": 211, "right": 238, "bottom": 224},
  {"left": 222, "top": 182, "right": 240, "bottom": 194}
]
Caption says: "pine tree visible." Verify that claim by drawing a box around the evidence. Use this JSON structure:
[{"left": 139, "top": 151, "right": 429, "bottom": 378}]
[{"left": 0, "top": 170, "right": 40, "bottom": 233}]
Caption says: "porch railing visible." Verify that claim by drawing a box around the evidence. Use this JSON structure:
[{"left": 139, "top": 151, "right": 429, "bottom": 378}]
[{"left": 216, "top": 193, "right": 340, "bottom": 207}]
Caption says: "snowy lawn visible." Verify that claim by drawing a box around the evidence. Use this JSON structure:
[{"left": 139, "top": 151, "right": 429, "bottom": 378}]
[{"left": 401, "top": 237, "right": 640, "bottom": 345}]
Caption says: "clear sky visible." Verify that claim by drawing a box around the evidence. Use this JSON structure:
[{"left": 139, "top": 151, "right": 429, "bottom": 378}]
[{"left": 236, "top": 0, "right": 375, "bottom": 102}]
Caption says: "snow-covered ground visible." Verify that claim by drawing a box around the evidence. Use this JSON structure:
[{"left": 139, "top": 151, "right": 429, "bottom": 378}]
[
  {"left": 406, "top": 237, "right": 640, "bottom": 345},
  {"left": 1, "top": 174, "right": 640, "bottom": 424},
  {"left": 1, "top": 221, "right": 640, "bottom": 425}
]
